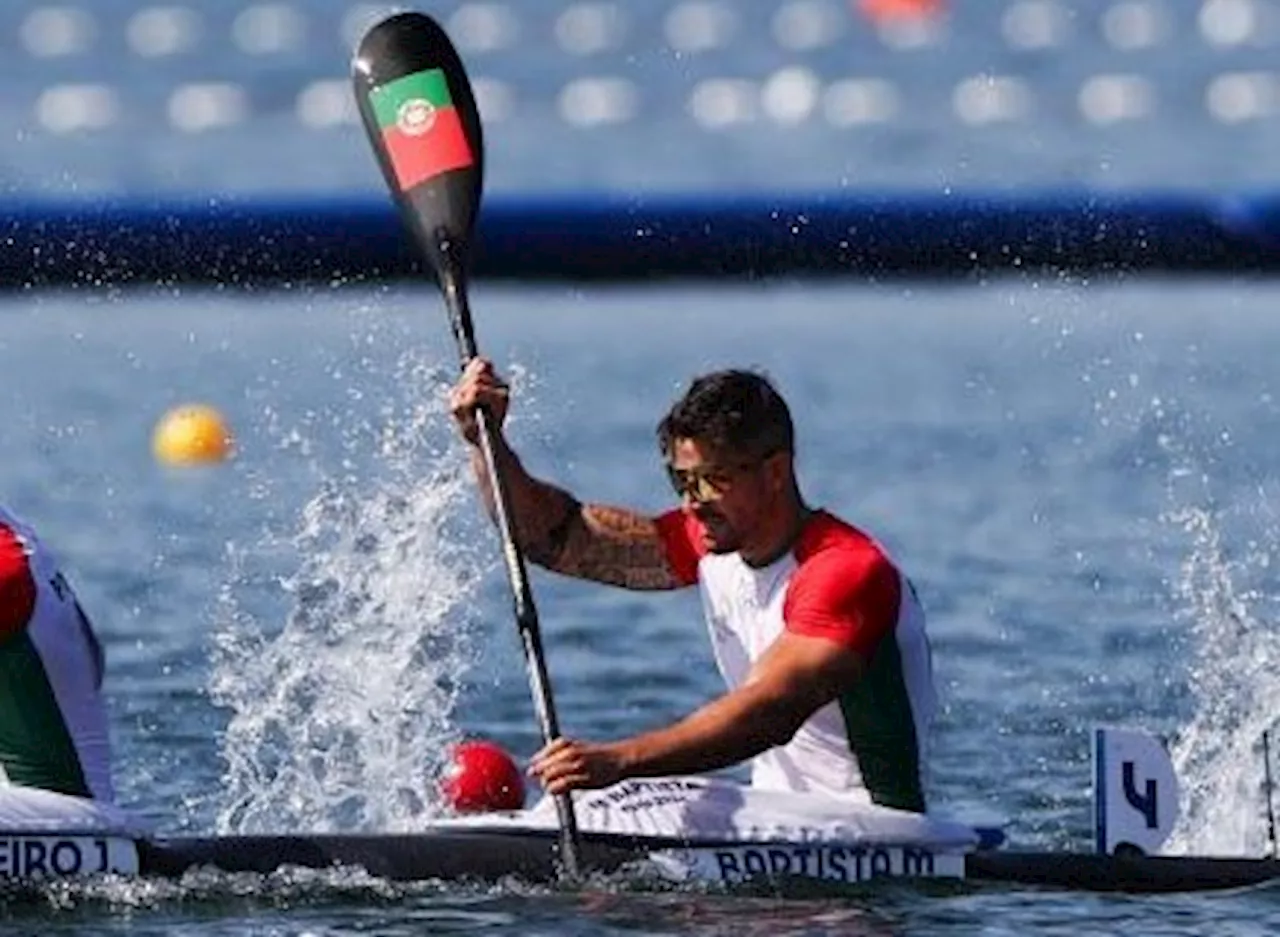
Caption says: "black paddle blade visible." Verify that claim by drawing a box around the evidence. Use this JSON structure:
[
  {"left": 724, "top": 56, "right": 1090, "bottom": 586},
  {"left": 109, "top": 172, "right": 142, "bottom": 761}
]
[{"left": 352, "top": 12, "right": 484, "bottom": 278}]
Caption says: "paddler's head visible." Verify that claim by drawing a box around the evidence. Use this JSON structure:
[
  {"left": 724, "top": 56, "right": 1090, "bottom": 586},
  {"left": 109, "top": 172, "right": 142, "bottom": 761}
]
[
  {"left": 441, "top": 739, "right": 526, "bottom": 813},
  {"left": 657, "top": 369, "right": 799, "bottom": 561}
]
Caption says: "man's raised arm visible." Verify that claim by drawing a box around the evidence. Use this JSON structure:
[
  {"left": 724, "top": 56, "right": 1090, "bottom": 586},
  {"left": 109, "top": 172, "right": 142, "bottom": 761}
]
[{"left": 450, "top": 357, "right": 684, "bottom": 591}]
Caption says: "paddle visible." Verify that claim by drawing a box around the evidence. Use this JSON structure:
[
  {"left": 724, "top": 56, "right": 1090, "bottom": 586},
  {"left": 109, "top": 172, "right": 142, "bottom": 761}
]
[{"left": 351, "top": 11, "right": 583, "bottom": 879}]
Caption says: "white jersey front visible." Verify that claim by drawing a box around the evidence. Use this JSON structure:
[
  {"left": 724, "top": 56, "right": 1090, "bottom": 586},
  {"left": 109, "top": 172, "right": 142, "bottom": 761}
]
[
  {"left": 0, "top": 505, "right": 115, "bottom": 803},
  {"left": 658, "top": 510, "right": 936, "bottom": 811}
]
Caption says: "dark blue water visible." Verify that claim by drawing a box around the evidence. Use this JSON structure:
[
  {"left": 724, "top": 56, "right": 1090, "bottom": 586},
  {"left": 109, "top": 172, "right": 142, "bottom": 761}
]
[{"left": 3, "top": 279, "right": 1280, "bottom": 932}]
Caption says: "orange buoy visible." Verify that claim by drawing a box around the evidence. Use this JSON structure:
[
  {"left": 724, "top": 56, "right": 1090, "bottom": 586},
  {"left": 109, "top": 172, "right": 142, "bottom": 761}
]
[{"left": 152, "top": 404, "right": 234, "bottom": 466}]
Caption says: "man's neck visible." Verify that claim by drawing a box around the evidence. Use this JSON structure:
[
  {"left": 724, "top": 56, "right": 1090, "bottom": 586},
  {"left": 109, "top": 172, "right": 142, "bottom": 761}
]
[{"left": 740, "top": 500, "right": 814, "bottom": 568}]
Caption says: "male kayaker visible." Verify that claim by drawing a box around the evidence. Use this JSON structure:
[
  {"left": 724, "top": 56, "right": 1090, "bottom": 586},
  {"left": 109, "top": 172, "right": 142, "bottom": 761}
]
[
  {"left": 449, "top": 360, "right": 937, "bottom": 813},
  {"left": 0, "top": 504, "right": 121, "bottom": 817}
]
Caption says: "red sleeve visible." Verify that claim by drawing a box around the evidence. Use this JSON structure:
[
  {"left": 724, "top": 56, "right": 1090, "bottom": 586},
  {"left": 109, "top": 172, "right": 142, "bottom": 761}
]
[
  {"left": 653, "top": 509, "right": 705, "bottom": 587},
  {"left": 0, "top": 523, "right": 36, "bottom": 643},
  {"left": 783, "top": 549, "right": 901, "bottom": 661}
]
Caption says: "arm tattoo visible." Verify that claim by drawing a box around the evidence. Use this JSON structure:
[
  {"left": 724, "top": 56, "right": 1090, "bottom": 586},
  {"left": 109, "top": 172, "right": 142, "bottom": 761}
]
[
  {"left": 542, "top": 497, "right": 579, "bottom": 558},
  {"left": 539, "top": 504, "right": 683, "bottom": 591},
  {"left": 481, "top": 445, "right": 681, "bottom": 590},
  {"left": 522, "top": 492, "right": 581, "bottom": 568}
]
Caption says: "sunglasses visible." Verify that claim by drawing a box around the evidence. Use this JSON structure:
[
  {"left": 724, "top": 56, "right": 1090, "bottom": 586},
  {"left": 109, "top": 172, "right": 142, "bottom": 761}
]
[{"left": 665, "top": 459, "right": 765, "bottom": 503}]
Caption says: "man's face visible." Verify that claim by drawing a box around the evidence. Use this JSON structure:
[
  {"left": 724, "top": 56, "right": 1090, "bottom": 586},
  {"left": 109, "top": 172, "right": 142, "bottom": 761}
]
[{"left": 665, "top": 437, "right": 773, "bottom": 554}]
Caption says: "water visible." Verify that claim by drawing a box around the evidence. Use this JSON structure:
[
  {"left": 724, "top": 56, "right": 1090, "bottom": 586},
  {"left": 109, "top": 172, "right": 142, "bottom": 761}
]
[{"left": 3, "top": 278, "right": 1280, "bottom": 931}]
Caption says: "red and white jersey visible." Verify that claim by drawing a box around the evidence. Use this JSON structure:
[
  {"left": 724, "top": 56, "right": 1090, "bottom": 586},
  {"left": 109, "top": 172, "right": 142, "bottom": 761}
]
[
  {"left": 656, "top": 509, "right": 935, "bottom": 811},
  {"left": 0, "top": 505, "right": 115, "bottom": 803}
]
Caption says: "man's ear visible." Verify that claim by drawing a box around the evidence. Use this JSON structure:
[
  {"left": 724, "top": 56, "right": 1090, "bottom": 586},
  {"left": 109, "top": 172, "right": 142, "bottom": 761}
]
[{"left": 764, "top": 450, "right": 791, "bottom": 494}]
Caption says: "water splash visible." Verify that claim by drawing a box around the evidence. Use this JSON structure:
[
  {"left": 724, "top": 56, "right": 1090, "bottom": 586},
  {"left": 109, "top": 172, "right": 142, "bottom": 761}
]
[
  {"left": 208, "top": 350, "right": 492, "bottom": 835},
  {"left": 1165, "top": 503, "right": 1280, "bottom": 856}
]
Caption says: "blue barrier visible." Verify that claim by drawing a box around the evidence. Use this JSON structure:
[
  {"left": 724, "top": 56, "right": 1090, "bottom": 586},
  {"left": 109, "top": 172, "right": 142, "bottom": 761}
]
[{"left": 1, "top": 191, "right": 1277, "bottom": 288}]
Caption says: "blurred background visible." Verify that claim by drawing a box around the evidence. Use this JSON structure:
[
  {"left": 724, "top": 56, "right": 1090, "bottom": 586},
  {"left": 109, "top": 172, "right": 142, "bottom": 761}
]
[{"left": 5, "top": 0, "right": 1279, "bottom": 198}]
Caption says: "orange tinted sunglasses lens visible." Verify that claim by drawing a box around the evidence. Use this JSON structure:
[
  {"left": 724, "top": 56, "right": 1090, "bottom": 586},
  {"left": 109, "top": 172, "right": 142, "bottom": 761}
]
[{"left": 665, "top": 466, "right": 726, "bottom": 502}]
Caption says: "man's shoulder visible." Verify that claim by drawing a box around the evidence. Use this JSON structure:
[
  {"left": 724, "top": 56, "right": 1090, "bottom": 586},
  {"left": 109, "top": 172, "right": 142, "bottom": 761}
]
[{"left": 794, "top": 511, "right": 893, "bottom": 570}]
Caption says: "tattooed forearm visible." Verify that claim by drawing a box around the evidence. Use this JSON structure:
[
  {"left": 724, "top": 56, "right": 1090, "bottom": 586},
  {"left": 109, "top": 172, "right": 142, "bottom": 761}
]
[
  {"left": 521, "top": 492, "right": 581, "bottom": 568},
  {"left": 468, "top": 443, "right": 680, "bottom": 591},
  {"left": 469, "top": 444, "right": 578, "bottom": 560},
  {"left": 544, "top": 504, "right": 682, "bottom": 591}
]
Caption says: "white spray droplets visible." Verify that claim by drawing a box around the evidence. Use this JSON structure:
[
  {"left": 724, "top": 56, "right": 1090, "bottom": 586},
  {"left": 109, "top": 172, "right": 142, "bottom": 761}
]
[{"left": 212, "top": 353, "right": 490, "bottom": 834}]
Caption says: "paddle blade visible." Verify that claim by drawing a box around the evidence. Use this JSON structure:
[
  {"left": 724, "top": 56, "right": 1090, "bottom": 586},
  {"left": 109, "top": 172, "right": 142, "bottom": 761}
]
[{"left": 351, "top": 12, "right": 484, "bottom": 276}]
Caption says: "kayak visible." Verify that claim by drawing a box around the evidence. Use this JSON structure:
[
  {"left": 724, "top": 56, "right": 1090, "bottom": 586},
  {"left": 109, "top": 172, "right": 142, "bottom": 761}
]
[
  {"left": 3, "top": 727, "right": 1274, "bottom": 894},
  {"left": 3, "top": 826, "right": 1278, "bottom": 894}
]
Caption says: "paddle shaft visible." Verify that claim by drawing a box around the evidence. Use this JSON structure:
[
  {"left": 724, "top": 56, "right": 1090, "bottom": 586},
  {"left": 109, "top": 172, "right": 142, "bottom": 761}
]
[
  {"left": 348, "top": 9, "right": 581, "bottom": 876},
  {"left": 439, "top": 259, "right": 582, "bottom": 878}
]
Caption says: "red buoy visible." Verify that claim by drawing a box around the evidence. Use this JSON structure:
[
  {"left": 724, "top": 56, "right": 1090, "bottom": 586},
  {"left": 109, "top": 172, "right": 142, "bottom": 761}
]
[{"left": 441, "top": 740, "right": 526, "bottom": 812}]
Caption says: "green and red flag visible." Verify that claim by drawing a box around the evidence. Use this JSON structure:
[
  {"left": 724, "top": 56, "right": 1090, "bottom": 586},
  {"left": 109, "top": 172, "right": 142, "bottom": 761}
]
[{"left": 368, "top": 68, "right": 474, "bottom": 191}]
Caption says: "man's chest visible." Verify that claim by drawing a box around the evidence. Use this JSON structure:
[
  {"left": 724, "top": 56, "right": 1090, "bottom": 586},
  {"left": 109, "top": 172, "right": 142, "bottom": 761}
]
[{"left": 702, "top": 559, "right": 796, "bottom": 660}]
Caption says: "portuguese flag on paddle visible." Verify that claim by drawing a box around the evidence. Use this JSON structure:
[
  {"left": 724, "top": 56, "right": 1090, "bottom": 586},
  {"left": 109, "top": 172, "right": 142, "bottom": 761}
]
[{"left": 369, "top": 68, "right": 474, "bottom": 191}]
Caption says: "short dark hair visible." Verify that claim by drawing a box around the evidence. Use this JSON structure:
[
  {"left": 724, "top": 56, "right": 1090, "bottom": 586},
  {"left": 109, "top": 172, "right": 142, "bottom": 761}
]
[{"left": 656, "top": 369, "right": 794, "bottom": 460}]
